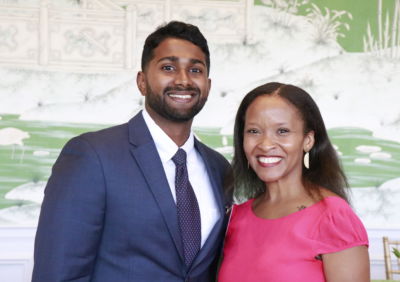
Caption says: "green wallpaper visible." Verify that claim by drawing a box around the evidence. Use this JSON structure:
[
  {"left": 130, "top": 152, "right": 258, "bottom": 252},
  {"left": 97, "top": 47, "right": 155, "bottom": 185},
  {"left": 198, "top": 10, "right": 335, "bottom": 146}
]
[{"left": 256, "top": 0, "right": 398, "bottom": 52}]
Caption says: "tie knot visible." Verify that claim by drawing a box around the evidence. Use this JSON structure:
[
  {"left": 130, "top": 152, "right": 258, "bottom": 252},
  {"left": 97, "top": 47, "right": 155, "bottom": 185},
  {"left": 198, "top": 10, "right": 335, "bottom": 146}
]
[{"left": 172, "top": 148, "right": 187, "bottom": 166}]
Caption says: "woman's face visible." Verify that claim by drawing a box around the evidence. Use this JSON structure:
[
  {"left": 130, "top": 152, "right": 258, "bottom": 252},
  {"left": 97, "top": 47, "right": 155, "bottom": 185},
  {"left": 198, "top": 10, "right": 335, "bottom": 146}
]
[{"left": 243, "top": 95, "right": 314, "bottom": 184}]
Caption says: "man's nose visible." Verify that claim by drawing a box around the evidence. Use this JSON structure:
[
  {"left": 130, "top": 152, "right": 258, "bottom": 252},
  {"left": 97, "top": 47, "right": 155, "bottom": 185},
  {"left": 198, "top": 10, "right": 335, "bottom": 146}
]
[{"left": 174, "top": 69, "right": 191, "bottom": 87}]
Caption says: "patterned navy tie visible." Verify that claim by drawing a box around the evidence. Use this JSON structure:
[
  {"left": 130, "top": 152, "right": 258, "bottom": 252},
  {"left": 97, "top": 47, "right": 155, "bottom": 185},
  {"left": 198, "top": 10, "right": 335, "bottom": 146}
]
[{"left": 172, "top": 148, "right": 201, "bottom": 266}]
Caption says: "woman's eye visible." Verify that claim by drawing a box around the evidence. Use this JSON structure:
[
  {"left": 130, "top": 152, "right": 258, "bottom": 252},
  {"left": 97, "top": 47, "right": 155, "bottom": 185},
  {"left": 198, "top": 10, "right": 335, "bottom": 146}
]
[
  {"left": 277, "top": 128, "right": 289, "bottom": 135},
  {"left": 246, "top": 128, "right": 259, "bottom": 134}
]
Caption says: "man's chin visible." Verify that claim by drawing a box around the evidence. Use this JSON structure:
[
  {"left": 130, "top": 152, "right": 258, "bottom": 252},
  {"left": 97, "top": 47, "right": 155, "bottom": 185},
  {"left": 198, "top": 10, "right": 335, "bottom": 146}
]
[
  {"left": 163, "top": 104, "right": 205, "bottom": 122},
  {"left": 164, "top": 112, "right": 196, "bottom": 123}
]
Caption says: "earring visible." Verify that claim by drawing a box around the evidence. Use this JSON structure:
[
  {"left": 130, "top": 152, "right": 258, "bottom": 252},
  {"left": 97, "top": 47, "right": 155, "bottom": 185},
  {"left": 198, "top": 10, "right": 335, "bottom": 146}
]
[
  {"left": 304, "top": 152, "right": 310, "bottom": 169},
  {"left": 247, "top": 161, "right": 250, "bottom": 169}
]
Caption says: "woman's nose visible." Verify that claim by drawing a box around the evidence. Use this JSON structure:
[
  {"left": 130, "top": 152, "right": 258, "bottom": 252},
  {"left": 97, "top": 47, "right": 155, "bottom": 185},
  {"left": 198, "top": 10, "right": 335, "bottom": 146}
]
[{"left": 257, "top": 134, "right": 276, "bottom": 150}]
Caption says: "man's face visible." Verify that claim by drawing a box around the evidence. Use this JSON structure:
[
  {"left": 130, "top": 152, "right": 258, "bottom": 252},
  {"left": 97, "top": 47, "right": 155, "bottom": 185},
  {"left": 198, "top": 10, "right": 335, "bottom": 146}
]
[{"left": 137, "top": 38, "right": 211, "bottom": 123}]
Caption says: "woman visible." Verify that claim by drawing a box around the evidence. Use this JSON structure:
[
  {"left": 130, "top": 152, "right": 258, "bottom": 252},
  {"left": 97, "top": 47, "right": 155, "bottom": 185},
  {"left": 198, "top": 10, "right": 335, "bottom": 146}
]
[{"left": 218, "top": 82, "right": 369, "bottom": 281}]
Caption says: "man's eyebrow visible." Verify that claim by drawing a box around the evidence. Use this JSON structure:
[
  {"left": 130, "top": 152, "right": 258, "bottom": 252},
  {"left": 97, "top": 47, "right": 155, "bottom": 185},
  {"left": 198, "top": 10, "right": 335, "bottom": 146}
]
[
  {"left": 190, "top": 58, "right": 206, "bottom": 66},
  {"left": 157, "top": 56, "right": 178, "bottom": 63},
  {"left": 157, "top": 56, "right": 206, "bottom": 66}
]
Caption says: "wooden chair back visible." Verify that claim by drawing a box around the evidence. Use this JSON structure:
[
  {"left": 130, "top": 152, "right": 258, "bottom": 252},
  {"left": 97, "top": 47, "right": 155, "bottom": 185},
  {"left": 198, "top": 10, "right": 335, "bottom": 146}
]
[{"left": 383, "top": 236, "right": 400, "bottom": 280}]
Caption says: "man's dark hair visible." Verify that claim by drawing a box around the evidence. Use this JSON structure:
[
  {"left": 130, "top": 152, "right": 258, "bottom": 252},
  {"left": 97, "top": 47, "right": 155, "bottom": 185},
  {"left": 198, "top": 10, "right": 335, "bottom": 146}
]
[{"left": 141, "top": 21, "right": 210, "bottom": 74}]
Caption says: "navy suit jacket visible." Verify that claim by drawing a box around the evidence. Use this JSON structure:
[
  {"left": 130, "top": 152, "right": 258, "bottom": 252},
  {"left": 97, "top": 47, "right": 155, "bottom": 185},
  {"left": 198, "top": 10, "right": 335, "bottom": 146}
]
[{"left": 32, "top": 112, "right": 231, "bottom": 282}]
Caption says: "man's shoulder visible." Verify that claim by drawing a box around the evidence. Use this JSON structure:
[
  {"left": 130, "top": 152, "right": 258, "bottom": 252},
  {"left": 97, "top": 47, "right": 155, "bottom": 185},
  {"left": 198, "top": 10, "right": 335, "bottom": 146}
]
[
  {"left": 80, "top": 122, "right": 129, "bottom": 143},
  {"left": 61, "top": 122, "right": 131, "bottom": 156},
  {"left": 195, "top": 140, "right": 230, "bottom": 167},
  {"left": 77, "top": 111, "right": 143, "bottom": 142}
]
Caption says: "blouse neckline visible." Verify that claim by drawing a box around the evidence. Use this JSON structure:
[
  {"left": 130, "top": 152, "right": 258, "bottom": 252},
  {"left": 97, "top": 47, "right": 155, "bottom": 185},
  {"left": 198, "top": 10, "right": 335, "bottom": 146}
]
[{"left": 248, "top": 196, "right": 343, "bottom": 221}]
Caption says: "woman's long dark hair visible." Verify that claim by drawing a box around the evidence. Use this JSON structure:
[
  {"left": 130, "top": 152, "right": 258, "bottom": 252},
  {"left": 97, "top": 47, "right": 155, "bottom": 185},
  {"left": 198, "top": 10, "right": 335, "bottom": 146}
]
[{"left": 230, "top": 82, "right": 349, "bottom": 202}]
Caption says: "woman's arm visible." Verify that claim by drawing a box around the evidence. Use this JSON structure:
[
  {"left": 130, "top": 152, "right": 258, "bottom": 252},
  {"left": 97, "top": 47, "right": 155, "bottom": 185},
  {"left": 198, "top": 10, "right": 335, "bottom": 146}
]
[{"left": 322, "top": 245, "right": 370, "bottom": 282}]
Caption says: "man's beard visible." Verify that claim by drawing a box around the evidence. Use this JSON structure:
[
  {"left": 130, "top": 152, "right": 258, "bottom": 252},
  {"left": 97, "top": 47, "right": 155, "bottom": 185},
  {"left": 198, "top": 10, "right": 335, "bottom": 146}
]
[{"left": 145, "top": 83, "right": 207, "bottom": 122}]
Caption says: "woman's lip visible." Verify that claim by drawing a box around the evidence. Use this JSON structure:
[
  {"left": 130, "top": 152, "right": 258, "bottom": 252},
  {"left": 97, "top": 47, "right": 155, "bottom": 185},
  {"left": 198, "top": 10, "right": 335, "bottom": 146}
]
[{"left": 257, "top": 156, "right": 282, "bottom": 166}]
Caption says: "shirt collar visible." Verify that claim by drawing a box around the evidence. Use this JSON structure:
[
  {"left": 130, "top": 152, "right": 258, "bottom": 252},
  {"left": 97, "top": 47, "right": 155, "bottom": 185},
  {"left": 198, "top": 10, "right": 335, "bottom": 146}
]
[{"left": 142, "top": 109, "right": 195, "bottom": 163}]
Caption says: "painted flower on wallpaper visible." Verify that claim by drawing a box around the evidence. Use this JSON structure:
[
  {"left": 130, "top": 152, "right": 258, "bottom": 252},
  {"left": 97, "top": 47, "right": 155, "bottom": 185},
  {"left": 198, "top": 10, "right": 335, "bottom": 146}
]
[
  {"left": 261, "top": 0, "right": 309, "bottom": 14},
  {"left": 0, "top": 26, "right": 18, "bottom": 51},
  {"left": 64, "top": 28, "right": 110, "bottom": 56},
  {"left": 305, "top": 3, "right": 352, "bottom": 46}
]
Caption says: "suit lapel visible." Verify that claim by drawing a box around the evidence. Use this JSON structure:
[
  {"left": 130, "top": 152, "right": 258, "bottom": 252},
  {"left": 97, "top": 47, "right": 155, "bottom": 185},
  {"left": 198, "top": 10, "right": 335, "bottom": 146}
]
[
  {"left": 191, "top": 140, "right": 226, "bottom": 266},
  {"left": 127, "top": 113, "right": 228, "bottom": 270},
  {"left": 128, "top": 112, "right": 184, "bottom": 262}
]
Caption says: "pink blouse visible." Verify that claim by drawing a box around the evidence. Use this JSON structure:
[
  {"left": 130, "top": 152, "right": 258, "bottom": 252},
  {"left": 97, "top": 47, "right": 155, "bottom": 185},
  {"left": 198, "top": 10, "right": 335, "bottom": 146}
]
[{"left": 218, "top": 196, "right": 368, "bottom": 282}]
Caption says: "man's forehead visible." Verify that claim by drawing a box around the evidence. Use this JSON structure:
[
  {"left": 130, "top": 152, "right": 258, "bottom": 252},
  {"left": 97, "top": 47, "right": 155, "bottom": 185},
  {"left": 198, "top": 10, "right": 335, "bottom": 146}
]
[
  {"left": 156, "top": 56, "right": 206, "bottom": 66},
  {"left": 152, "top": 38, "right": 205, "bottom": 60}
]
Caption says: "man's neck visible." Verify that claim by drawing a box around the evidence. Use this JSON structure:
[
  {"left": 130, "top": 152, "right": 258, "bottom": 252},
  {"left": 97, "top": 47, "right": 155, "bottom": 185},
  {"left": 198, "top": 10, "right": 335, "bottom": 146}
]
[
  {"left": 163, "top": 122, "right": 192, "bottom": 147},
  {"left": 145, "top": 109, "right": 193, "bottom": 147}
]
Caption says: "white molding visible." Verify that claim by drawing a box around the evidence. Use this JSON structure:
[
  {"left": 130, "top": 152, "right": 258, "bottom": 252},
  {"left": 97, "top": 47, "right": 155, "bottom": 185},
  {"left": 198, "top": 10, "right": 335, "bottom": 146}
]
[
  {"left": 0, "top": 226, "right": 35, "bottom": 282},
  {"left": 0, "top": 226, "right": 398, "bottom": 280},
  {"left": 0, "top": 0, "right": 254, "bottom": 72}
]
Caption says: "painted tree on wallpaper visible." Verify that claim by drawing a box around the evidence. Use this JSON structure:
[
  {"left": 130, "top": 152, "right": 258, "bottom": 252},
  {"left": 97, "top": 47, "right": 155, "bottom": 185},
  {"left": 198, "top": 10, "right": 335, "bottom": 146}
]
[{"left": 0, "top": 0, "right": 399, "bottom": 230}]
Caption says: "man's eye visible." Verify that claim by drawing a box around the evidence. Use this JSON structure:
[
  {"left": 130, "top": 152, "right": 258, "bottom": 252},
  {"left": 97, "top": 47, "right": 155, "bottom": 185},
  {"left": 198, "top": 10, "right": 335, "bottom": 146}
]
[
  {"left": 162, "top": 65, "right": 174, "bottom": 71},
  {"left": 190, "top": 68, "right": 202, "bottom": 73}
]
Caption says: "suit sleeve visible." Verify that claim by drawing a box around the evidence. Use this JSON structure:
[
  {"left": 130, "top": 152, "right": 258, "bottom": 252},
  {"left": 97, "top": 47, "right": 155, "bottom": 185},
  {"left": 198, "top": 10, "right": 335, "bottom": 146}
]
[{"left": 32, "top": 136, "right": 106, "bottom": 282}]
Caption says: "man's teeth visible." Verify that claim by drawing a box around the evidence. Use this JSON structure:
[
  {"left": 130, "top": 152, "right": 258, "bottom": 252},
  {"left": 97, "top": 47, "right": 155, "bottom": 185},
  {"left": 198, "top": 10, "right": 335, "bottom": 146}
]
[
  {"left": 169, "top": 94, "right": 191, "bottom": 99},
  {"left": 258, "top": 157, "right": 282, "bottom": 164}
]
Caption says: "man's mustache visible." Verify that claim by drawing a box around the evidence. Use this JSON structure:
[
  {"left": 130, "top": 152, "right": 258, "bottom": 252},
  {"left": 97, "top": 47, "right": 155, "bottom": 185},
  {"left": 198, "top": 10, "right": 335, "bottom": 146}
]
[{"left": 163, "top": 86, "right": 200, "bottom": 95}]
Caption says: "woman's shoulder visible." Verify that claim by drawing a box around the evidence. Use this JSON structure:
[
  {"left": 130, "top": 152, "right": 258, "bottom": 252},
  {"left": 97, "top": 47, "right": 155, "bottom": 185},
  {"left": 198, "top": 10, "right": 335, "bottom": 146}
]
[
  {"left": 319, "top": 187, "right": 343, "bottom": 199},
  {"left": 318, "top": 188, "right": 349, "bottom": 208},
  {"left": 311, "top": 193, "right": 369, "bottom": 254},
  {"left": 230, "top": 198, "right": 255, "bottom": 217},
  {"left": 234, "top": 198, "right": 254, "bottom": 210}
]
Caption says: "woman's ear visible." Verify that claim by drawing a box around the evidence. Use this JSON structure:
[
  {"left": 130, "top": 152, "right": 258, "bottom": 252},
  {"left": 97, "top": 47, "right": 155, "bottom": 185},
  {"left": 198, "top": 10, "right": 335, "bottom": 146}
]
[{"left": 304, "top": 130, "right": 315, "bottom": 152}]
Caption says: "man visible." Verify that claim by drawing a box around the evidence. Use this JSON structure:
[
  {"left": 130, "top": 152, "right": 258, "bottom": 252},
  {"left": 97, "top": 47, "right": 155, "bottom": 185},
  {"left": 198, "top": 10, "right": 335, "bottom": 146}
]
[{"left": 32, "top": 21, "right": 231, "bottom": 282}]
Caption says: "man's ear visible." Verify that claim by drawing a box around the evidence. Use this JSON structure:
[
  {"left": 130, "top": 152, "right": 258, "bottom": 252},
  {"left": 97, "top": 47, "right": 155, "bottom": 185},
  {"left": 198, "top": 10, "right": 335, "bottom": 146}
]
[
  {"left": 203, "top": 78, "right": 211, "bottom": 100},
  {"left": 137, "top": 71, "right": 146, "bottom": 96}
]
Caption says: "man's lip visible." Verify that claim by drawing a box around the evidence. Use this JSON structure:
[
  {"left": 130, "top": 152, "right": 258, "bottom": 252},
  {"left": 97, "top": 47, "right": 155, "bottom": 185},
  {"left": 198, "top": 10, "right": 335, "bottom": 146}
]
[
  {"left": 166, "top": 91, "right": 197, "bottom": 102},
  {"left": 166, "top": 90, "right": 196, "bottom": 96},
  {"left": 167, "top": 92, "right": 194, "bottom": 97},
  {"left": 169, "top": 94, "right": 192, "bottom": 99}
]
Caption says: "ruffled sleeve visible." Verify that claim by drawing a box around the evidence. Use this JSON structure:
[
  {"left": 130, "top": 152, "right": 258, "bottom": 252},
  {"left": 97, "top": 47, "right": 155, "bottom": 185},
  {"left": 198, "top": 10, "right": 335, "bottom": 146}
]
[{"left": 311, "top": 197, "right": 369, "bottom": 255}]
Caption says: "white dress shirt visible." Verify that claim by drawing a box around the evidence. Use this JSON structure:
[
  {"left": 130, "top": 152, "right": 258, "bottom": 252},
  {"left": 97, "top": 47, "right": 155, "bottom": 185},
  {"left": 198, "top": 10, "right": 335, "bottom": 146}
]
[{"left": 142, "top": 109, "right": 220, "bottom": 247}]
